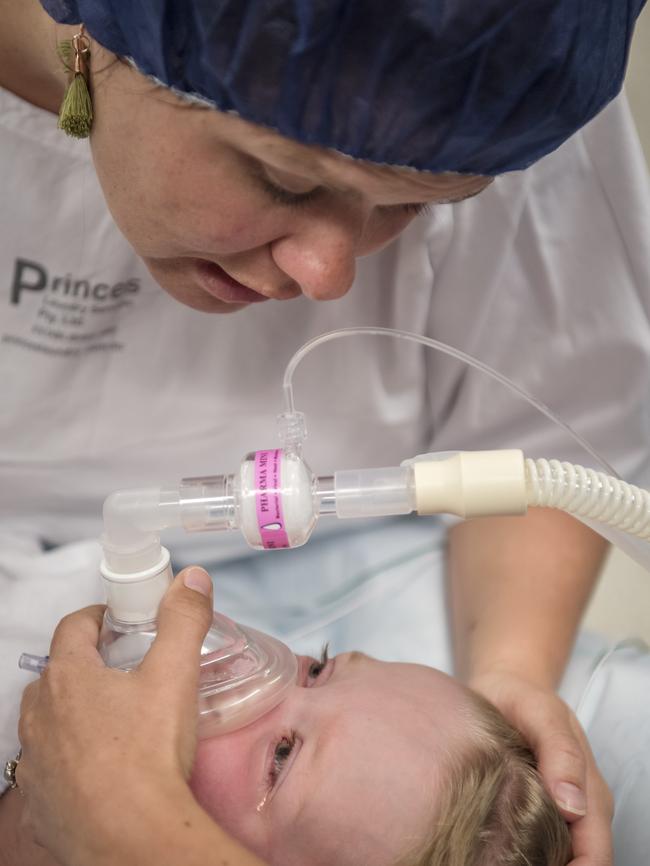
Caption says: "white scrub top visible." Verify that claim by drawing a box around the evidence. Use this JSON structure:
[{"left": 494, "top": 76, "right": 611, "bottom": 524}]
[
  {"left": 1, "top": 86, "right": 650, "bottom": 562},
  {"left": 1, "top": 85, "right": 650, "bottom": 860}
]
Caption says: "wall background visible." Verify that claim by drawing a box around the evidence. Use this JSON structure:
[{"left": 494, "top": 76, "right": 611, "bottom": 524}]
[
  {"left": 582, "top": 7, "right": 650, "bottom": 643},
  {"left": 626, "top": 6, "right": 650, "bottom": 164}
]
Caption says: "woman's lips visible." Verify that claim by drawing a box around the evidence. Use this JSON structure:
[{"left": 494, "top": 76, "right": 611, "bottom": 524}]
[{"left": 193, "top": 259, "right": 270, "bottom": 304}]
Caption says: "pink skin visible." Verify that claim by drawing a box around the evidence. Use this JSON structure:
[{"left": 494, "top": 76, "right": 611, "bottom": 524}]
[
  {"left": 85, "top": 44, "right": 493, "bottom": 314},
  {"left": 190, "top": 651, "right": 475, "bottom": 866}
]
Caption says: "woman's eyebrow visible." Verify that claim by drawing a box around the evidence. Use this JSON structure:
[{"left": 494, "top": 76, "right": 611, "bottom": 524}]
[
  {"left": 431, "top": 185, "right": 492, "bottom": 205},
  {"left": 249, "top": 144, "right": 329, "bottom": 180},
  {"left": 253, "top": 154, "right": 350, "bottom": 193},
  {"left": 251, "top": 147, "right": 493, "bottom": 206}
]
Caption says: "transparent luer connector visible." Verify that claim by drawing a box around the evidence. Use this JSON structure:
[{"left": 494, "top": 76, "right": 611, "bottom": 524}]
[
  {"left": 332, "top": 464, "right": 415, "bottom": 518},
  {"left": 177, "top": 474, "right": 237, "bottom": 533}
]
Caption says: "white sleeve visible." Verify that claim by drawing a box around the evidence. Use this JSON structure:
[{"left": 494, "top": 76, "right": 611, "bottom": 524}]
[
  {"left": 425, "top": 94, "right": 650, "bottom": 483},
  {"left": 0, "top": 534, "right": 102, "bottom": 792}
]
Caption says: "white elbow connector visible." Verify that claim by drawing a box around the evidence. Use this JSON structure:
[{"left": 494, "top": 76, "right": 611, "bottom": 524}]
[
  {"left": 102, "top": 489, "right": 167, "bottom": 569},
  {"left": 100, "top": 489, "right": 177, "bottom": 622}
]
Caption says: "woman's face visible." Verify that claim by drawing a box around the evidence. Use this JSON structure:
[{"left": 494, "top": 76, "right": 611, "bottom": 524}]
[
  {"left": 89, "top": 48, "right": 491, "bottom": 313},
  {"left": 190, "top": 651, "right": 473, "bottom": 866}
]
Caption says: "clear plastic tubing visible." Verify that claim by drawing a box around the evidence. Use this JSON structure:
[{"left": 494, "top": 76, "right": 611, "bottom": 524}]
[
  {"left": 280, "top": 327, "right": 617, "bottom": 475},
  {"left": 279, "top": 326, "right": 650, "bottom": 571},
  {"left": 99, "top": 327, "right": 650, "bottom": 574}
]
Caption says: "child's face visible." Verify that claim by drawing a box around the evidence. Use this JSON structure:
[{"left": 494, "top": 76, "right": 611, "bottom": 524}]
[{"left": 190, "top": 651, "right": 473, "bottom": 866}]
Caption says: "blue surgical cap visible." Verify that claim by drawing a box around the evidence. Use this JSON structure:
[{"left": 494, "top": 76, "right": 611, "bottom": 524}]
[{"left": 42, "top": 0, "right": 646, "bottom": 175}]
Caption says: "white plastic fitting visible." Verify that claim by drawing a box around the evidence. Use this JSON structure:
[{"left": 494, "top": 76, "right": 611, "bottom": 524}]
[
  {"left": 407, "top": 450, "right": 528, "bottom": 518},
  {"left": 100, "top": 546, "right": 173, "bottom": 623}
]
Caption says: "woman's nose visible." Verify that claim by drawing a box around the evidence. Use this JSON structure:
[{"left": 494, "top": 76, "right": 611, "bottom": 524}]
[{"left": 270, "top": 220, "right": 359, "bottom": 301}]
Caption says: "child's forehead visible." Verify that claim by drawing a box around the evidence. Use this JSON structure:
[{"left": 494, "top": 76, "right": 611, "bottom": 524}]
[
  {"left": 346, "top": 654, "right": 454, "bottom": 691},
  {"left": 277, "top": 689, "right": 456, "bottom": 866},
  {"left": 308, "top": 658, "right": 471, "bottom": 765}
]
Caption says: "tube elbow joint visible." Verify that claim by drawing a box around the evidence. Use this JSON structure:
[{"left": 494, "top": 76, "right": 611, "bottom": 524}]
[{"left": 101, "top": 488, "right": 165, "bottom": 574}]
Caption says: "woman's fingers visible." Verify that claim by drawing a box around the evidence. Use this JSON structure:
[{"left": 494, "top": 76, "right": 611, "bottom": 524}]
[
  {"left": 555, "top": 717, "right": 614, "bottom": 864},
  {"left": 13, "top": 573, "right": 217, "bottom": 863},
  {"left": 138, "top": 567, "right": 214, "bottom": 692},
  {"left": 568, "top": 807, "right": 614, "bottom": 865},
  {"left": 515, "top": 699, "right": 588, "bottom": 819},
  {"left": 472, "top": 671, "right": 614, "bottom": 866},
  {"left": 48, "top": 605, "right": 106, "bottom": 661},
  {"left": 479, "top": 674, "right": 589, "bottom": 819}
]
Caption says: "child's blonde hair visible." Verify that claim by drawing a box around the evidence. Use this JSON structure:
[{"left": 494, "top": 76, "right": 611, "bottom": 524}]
[{"left": 400, "top": 690, "right": 572, "bottom": 866}]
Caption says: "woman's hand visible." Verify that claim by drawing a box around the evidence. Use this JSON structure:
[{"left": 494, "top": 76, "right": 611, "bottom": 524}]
[
  {"left": 15, "top": 566, "right": 218, "bottom": 866},
  {"left": 471, "top": 669, "right": 614, "bottom": 866},
  {"left": 448, "top": 510, "right": 612, "bottom": 862}
]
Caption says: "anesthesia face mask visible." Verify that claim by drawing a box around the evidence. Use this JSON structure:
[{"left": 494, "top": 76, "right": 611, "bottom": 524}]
[
  {"left": 21, "top": 560, "right": 298, "bottom": 740},
  {"left": 98, "top": 597, "right": 298, "bottom": 739}
]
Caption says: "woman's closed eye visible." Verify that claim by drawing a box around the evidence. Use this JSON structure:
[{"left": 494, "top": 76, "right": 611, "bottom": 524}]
[
  {"left": 257, "top": 170, "right": 433, "bottom": 217},
  {"left": 395, "top": 201, "right": 432, "bottom": 217},
  {"left": 259, "top": 175, "right": 322, "bottom": 208}
]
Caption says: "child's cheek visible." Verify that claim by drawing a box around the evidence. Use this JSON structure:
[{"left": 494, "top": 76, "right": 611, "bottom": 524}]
[{"left": 190, "top": 737, "right": 248, "bottom": 822}]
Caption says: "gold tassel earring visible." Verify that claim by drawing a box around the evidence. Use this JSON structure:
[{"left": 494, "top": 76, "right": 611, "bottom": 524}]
[{"left": 57, "top": 24, "right": 93, "bottom": 138}]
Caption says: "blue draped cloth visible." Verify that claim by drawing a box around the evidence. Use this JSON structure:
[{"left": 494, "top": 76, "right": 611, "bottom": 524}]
[{"left": 42, "top": 0, "right": 646, "bottom": 174}]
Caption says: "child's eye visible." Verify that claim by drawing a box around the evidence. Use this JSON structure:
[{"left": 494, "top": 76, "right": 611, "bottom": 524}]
[
  {"left": 270, "top": 734, "right": 296, "bottom": 785},
  {"left": 307, "top": 643, "right": 329, "bottom": 681}
]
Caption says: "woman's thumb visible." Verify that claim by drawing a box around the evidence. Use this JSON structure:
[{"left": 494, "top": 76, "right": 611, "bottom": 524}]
[{"left": 140, "top": 566, "right": 214, "bottom": 684}]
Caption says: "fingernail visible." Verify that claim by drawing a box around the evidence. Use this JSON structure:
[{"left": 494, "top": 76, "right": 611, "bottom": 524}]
[
  {"left": 183, "top": 567, "right": 212, "bottom": 597},
  {"left": 554, "top": 781, "right": 587, "bottom": 815}
]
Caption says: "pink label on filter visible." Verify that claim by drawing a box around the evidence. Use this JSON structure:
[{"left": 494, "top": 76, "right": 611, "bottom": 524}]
[{"left": 254, "top": 450, "right": 290, "bottom": 549}]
